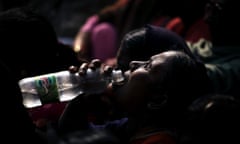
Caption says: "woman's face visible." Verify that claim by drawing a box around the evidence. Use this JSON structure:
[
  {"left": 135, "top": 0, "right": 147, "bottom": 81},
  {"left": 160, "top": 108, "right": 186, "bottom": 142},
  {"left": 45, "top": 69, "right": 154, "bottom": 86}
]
[{"left": 118, "top": 51, "right": 176, "bottom": 113}]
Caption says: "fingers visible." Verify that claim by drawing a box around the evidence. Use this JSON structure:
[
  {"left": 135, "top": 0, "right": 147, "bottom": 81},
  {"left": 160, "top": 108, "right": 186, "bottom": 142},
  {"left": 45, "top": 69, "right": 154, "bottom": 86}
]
[
  {"left": 68, "top": 65, "right": 78, "bottom": 73},
  {"left": 88, "top": 59, "right": 102, "bottom": 70},
  {"left": 68, "top": 59, "right": 115, "bottom": 78},
  {"left": 103, "top": 65, "right": 113, "bottom": 76},
  {"left": 79, "top": 62, "right": 89, "bottom": 76},
  {"left": 68, "top": 63, "right": 89, "bottom": 76}
]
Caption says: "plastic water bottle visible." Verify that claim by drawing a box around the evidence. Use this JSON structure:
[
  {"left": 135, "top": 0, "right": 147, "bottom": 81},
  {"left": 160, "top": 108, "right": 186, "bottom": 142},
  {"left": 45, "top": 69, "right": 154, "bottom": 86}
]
[{"left": 18, "top": 68, "right": 124, "bottom": 108}]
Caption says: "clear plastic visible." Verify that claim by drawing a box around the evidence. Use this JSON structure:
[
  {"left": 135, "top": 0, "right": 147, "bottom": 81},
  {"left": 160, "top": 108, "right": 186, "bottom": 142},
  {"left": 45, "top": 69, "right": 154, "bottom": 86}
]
[
  {"left": 18, "top": 69, "right": 124, "bottom": 108},
  {"left": 19, "top": 71, "right": 82, "bottom": 108}
]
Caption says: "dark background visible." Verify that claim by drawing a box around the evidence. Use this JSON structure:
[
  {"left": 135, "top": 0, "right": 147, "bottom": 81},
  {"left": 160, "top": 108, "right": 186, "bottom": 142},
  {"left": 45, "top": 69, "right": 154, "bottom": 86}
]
[{"left": 0, "top": 0, "right": 116, "bottom": 39}]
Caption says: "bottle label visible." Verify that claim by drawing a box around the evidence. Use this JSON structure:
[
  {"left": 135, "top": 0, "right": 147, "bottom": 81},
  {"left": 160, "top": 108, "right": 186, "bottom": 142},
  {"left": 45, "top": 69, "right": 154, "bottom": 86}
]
[{"left": 35, "top": 76, "right": 60, "bottom": 104}]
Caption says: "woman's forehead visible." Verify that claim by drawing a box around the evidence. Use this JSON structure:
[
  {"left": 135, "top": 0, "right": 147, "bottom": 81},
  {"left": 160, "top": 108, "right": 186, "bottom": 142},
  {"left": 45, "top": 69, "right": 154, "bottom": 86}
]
[
  {"left": 150, "top": 57, "right": 166, "bottom": 67},
  {"left": 150, "top": 51, "right": 177, "bottom": 61}
]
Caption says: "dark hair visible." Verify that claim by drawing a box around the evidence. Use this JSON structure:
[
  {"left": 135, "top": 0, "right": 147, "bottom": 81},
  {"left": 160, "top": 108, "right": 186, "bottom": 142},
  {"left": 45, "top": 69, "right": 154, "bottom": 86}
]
[
  {"left": 0, "top": 7, "right": 58, "bottom": 49},
  {"left": 117, "top": 24, "right": 198, "bottom": 72},
  {"left": 161, "top": 51, "right": 209, "bottom": 101},
  {"left": 0, "top": 59, "right": 44, "bottom": 143},
  {"left": 0, "top": 7, "right": 79, "bottom": 80},
  {"left": 147, "top": 51, "right": 211, "bottom": 125}
]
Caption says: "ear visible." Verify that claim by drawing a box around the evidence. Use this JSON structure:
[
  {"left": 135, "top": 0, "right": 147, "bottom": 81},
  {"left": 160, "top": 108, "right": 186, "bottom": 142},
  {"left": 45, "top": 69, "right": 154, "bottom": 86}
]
[{"left": 147, "top": 94, "right": 168, "bottom": 110}]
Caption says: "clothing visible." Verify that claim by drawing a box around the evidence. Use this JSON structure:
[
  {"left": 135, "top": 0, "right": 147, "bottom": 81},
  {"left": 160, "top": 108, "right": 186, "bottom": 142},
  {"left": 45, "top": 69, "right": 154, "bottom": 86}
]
[
  {"left": 130, "top": 130, "right": 176, "bottom": 144},
  {"left": 28, "top": 102, "right": 67, "bottom": 123},
  {"left": 58, "top": 93, "right": 177, "bottom": 144},
  {"left": 91, "top": 118, "right": 177, "bottom": 144},
  {"left": 164, "top": 17, "right": 185, "bottom": 36},
  {"left": 91, "top": 22, "right": 117, "bottom": 61},
  {"left": 79, "top": 118, "right": 176, "bottom": 144},
  {"left": 90, "top": 118, "right": 129, "bottom": 143},
  {"left": 81, "top": 15, "right": 100, "bottom": 33},
  {"left": 188, "top": 38, "right": 240, "bottom": 97},
  {"left": 152, "top": 16, "right": 211, "bottom": 43},
  {"left": 77, "top": 15, "right": 118, "bottom": 61},
  {"left": 184, "top": 18, "right": 211, "bottom": 43}
]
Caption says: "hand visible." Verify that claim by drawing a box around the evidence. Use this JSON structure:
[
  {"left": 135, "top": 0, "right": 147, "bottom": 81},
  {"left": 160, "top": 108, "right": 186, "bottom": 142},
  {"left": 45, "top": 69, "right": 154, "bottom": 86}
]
[
  {"left": 68, "top": 59, "right": 114, "bottom": 77},
  {"left": 64, "top": 60, "right": 116, "bottom": 126},
  {"left": 68, "top": 59, "right": 126, "bottom": 102},
  {"left": 68, "top": 59, "right": 115, "bottom": 95}
]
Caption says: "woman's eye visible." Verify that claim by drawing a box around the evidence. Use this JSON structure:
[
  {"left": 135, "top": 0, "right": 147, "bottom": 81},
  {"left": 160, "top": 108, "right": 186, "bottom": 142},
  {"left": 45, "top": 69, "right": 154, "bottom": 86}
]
[
  {"left": 130, "top": 64, "right": 139, "bottom": 72},
  {"left": 144, "top": 65, "right": 151, "bottom": 71},
  {"left": 130, "top": 61, "right": 149, "bottom": 72},
  {"left": 144, "top": 62, "right": 151, "bottom": 70}
]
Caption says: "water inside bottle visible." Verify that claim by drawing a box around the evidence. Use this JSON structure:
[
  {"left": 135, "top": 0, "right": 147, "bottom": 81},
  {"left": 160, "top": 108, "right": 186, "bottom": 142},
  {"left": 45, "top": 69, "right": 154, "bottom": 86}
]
[
  {"left": 21, "top": 82, "right": 83, "bottom": 108},
  {"left": 58, "top": 83, "right": 83, "bottom": 102},
  {"left": 19, "top": 71, "right": 83, "bottom": 108}
]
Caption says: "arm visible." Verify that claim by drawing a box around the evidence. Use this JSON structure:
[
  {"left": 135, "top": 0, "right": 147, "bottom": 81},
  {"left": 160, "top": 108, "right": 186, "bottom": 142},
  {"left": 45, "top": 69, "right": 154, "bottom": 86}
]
[{"left": 58, "top": 92, "right": 128, "bottom": 137}]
